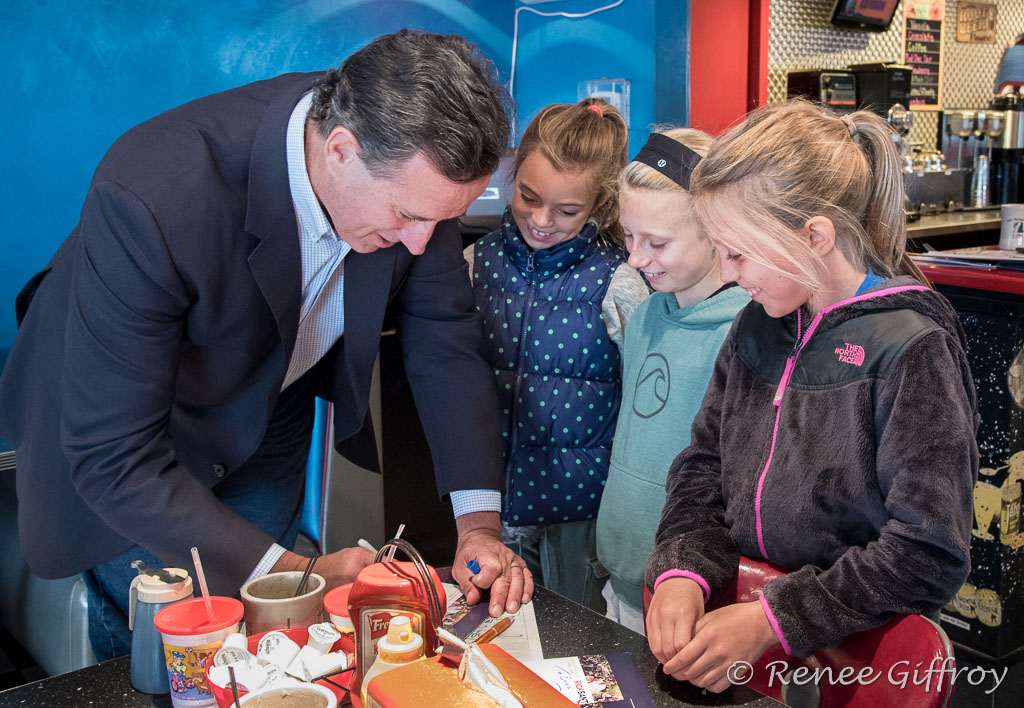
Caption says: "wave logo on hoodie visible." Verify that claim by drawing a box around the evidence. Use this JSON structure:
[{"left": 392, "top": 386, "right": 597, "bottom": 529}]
[
  {"left": 633, "top": 353, "right": 671, "bottom": 418},
  {"left": 835, "top": 342, "right": 865, "bottom": 366}
]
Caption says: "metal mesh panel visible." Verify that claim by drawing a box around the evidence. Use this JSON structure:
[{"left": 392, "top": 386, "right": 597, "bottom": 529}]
[
  {"left": 768, "top": 0, "right": 1024, "bottom": 148},
  {"left": 944, "top": 1, "right": 1024, "bottom": 106}
]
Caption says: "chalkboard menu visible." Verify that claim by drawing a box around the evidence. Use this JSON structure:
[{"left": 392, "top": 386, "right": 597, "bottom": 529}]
[{"left": 902, "top": 0, "right": 945, "bottom": 109}]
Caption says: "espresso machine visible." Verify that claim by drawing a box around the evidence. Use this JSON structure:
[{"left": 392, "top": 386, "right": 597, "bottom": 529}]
[
  {"left": 900, "top": 107, "right": 966, "bottom": 215},
  {"left": 990, "top": 90, "right": 1024, "bottom": 205}
]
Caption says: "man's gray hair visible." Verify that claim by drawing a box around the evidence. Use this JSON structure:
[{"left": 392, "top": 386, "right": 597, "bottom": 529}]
[{"left": 310, "top": 29, "right": 510, "bottom": 183}]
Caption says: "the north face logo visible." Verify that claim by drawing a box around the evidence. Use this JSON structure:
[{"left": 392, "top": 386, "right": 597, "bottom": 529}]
[{"left": 835, "top": 342, "right": 865, "bottom": 366}]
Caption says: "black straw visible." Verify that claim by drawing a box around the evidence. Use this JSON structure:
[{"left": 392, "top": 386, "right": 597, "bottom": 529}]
[
  {"left": 227, "top": 665, "right": 242, "bottom": 707},
  {"left": 295, "top": 555, "right": 318, "bottom": 596}
]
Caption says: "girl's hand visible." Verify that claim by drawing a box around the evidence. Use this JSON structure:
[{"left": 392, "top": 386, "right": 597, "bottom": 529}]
[
  {"left": 662, "top": 600, "right": 779, "bottom": 692},
  {"left": 646, "top": 578, "right": 705, "bottom": 665}
]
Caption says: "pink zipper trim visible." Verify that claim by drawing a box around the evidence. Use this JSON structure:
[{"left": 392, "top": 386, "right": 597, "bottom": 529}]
[
  {"left": 755, "top": 406, "right": 785, "bottom": 558},
  {"left": 753, "top": 284, "right": 929, "bottom": 559}
]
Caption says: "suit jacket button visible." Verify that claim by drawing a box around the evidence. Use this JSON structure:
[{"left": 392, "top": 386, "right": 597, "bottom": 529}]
[{"left": 211, "top": 464, "right": 227, "bottom": 478}]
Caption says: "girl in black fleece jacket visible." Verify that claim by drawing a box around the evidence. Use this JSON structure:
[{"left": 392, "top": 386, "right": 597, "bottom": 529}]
[{"left": 645, "top": 100, "right": 978, "bottom": 692}]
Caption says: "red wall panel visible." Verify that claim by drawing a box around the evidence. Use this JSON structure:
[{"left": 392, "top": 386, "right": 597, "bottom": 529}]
[{"left": 689, "top": 0, "right": 769, "bottom": 135}]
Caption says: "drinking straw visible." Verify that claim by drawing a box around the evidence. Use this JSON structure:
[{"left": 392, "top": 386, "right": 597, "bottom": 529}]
[
  {"left": 294, "top": 555, "right": 318, "bottom": 597},
  {"left": 385, "top": 523, "right": 405, "bottom": 561},
  {"left": 190, "top": 546, "right": 216, "bottom": 622},
  {"left": 227, "top": 665, "right": 242, "bottom": 708}
]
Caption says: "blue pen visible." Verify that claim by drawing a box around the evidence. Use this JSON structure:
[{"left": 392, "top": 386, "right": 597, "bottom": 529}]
[{"left": 467, "top": 559, "right": 481, "bottom": 574}]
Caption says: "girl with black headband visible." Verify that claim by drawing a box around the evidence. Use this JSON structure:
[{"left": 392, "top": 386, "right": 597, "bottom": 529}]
[
  {"left": 464, "top": 98, "right": 649, "bottom": 610},
  {"left": 596, "top": 128, "right": 749, "bottom": 635}
]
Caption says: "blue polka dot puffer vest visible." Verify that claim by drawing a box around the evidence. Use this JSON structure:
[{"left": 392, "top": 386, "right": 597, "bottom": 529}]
[{"left": 471, "top": 213, "right": 625, "bottom": 526}]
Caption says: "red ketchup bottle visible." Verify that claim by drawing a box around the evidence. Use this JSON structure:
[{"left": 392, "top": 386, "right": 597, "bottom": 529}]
[{"left": 347, "top": 560, "right": 445, "bottom": 704}]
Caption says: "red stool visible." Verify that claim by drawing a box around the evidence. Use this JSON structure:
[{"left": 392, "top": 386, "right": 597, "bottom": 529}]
[{"left": 642, "top": 556, "right": 955, "bottom": 708}]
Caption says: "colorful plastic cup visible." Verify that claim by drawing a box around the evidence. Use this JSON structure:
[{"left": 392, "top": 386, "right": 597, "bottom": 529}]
[{"left": 155, "top": 596, "right": 244, "bottom": 708}]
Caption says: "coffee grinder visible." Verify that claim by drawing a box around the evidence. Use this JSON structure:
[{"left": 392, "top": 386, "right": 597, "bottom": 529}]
[
  {"left": 990, "top": 90, "right": 1024, "bottom": 206},
  {"left": 886, "top": 103, "right": 912, "bottom": 158}
]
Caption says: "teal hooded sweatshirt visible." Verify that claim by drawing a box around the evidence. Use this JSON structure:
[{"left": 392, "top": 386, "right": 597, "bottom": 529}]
[{"left": 596, "top": 286, "right": 749, "bottom": 610}]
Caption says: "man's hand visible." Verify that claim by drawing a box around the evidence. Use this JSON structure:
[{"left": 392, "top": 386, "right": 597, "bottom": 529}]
[
  {"left": 646, "top": 577, "right": 706, "bottom": 665},
  {"left": 451, "top": 511, "right": 533, "bottom": 616},
  {"left": 271, "top": 547, "right": 374, "bottom": 590},
  {"left": 662, "top": 600, "right": 779, "bottom": 693}
]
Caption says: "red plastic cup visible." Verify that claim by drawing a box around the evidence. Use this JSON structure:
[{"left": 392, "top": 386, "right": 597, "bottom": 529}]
[
  {"left": 322, "top": 583, "right": 354, "bottom": 634},
  {"left": 155, "top": 596, "right": 244, "bottom": 708}
]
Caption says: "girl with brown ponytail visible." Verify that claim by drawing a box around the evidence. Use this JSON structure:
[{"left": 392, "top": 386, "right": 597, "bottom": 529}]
[
  {"left": 465, "top": 98, "right": 648, "bottom": 610},
  {"left": 644, "top": 100, "right": 979, "bottom": 691}
]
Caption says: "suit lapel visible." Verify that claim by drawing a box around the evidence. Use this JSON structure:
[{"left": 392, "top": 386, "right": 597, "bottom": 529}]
[
  {"left": 240, "top": 72, "right": 399, "bottom": 440},
  {"left": 244, "top": 74, "right": 319, "bottom": 365}
]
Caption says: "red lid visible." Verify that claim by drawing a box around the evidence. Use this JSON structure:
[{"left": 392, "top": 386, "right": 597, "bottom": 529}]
[
  {"left": 323, "top": 582, "right": 352, "bottom": 618},
  {"left": 154, "top": 596, "right": 243, "bottom": 635},
  {"left": 348, "top": 562, "right": 443, "bottom": 605}
]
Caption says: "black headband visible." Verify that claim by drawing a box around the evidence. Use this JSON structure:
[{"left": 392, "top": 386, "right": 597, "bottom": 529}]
[{"left": 631, "top": 132, "right": 702, "bottom": 190}]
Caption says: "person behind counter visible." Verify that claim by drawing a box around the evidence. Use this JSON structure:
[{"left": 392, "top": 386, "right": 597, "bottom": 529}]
[
  {"left": 464, "top": 99, "right": 648, "bottom": 611},
  {"left": 644, "top": 100, "right": 979, "bottom": 691},
  {"left": 596, "top": 129, "right": 748, "bottom": 634},
  {"left": 0, "top": 29, "right": 531, "bottom": 662}
]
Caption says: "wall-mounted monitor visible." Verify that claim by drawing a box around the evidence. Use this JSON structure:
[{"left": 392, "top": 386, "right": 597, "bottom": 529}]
[{"left": 830, "top": 0, "right": 900, "bottom": 32}]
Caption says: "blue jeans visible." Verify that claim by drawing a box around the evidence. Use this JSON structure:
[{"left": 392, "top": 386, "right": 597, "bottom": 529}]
[
  {"left": 85, "top": 378, "right": 315, "bottom": 662},
  {"left": 503, "top": 518, "right": 609, "bottom": 614}
]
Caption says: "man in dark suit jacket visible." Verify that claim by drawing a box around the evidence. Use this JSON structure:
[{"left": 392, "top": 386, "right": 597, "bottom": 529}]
[{"left": 0, "top": 30, "right": 532, "bottom": 660}]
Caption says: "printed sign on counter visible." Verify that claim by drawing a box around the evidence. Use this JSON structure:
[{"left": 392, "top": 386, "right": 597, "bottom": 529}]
[{"left": 902, "top": 0, "right": 945, "bottom": 109}]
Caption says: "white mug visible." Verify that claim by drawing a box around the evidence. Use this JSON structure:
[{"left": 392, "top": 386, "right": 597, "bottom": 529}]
[{"left": 1000, "top": 204, "right": 1024, "bottom": 251}]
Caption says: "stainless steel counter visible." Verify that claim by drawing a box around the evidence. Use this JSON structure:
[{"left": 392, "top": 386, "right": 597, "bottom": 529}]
[{"left": 908, "top": 209, "right": 1001, "bottom": 239}]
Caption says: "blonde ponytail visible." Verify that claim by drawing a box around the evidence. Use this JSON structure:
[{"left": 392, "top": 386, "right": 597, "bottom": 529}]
[
  {"left": 690, "top": 100, "right": 927, "bottom": 291},
  {"left": 845, "top": 112, "right": 928, "bottom": 285}
]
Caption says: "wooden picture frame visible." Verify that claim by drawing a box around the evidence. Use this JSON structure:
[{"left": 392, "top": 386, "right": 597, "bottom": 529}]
[
  {"left": 957, "top": 2, "right": 997, "bottom": 45},
  {"left": 902, "top": 0, "right": 945, "bottom": 109}
]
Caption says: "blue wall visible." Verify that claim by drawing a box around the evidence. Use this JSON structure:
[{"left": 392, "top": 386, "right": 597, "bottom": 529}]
[
  {"left": 1, "top": 0, "right": 674, "bottom": 351},
  {"left": 512, "top": 0, "right": 656, "bottom": 150},
  {"left": 0, "top": 0, "right": 512, "bottom": 350}
]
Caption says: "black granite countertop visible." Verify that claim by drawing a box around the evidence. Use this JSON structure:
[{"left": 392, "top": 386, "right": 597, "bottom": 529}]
[
  {"left": 4, "top": 579, "right": 1024, "bottom": 707},
  {"left": 0, "top": 584, "right": 775, "bottom": 708},
  {"left": 534, "top": 586, "right": 774, "bottom": 708}
]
